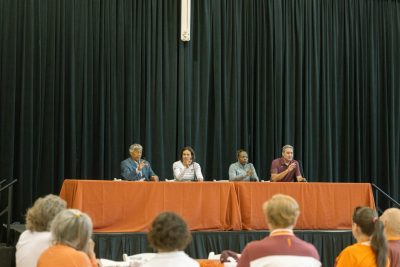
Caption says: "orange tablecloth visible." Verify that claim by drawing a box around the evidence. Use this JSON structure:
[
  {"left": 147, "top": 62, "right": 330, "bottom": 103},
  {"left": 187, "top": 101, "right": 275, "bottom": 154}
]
[
  {"left": 234, "top": 182, "right": 375, "bottom": 230},
  {"left": 60, "top": 180, "right": 375, "bottom": 232},
  {"left": 59, "top": 180, "right": 242, "bottom": 232}
]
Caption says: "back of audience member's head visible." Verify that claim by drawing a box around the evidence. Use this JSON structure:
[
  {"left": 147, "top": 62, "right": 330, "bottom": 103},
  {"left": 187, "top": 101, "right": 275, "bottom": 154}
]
[
  {"left": 51, "top": 209, "right": 93, "bottom": 252},
  {"left": 26, "top": 194, "right": 66, "bottom": 232},
  {"left": 148, "top": 212, "right": 192, "bottom": 252},
  {"left": 380, "top": 208, "right": 400, "bottom": 237},
  {"left": 353, "top": 207, "right": 387, "bottom": 267},
  {"left": 262, "top": 194, "right": 300, "bottom": 229}
]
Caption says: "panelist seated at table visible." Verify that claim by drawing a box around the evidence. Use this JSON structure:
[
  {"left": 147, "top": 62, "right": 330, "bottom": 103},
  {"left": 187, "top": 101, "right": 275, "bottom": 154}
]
[
  {"left": 270, "top": 144, "right": 306, "bottom": 182},
  {"left": 173, "top": 146, "right": 204, "bottom": 181},
  {"left": 121, "top": 144, "right": 159, "bottom": 181},
  {"left": 229, "top": 149, "right": 259, "bottom": 182}
]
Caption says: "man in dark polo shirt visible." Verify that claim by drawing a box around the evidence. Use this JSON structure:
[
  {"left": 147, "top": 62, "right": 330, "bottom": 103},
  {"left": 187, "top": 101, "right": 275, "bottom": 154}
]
[
  {"left": 270, "top": 144, "right": 306, "bottom": 182},
  {"left": 236, "top": 194, "right": 321, "bottom": 267},
  {"left": 380, "top": 208, "right": 400, "bottom": 267}
]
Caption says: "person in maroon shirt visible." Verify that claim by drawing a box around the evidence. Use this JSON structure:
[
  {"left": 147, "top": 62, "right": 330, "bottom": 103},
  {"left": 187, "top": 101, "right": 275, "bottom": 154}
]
[
  {"left": 380, "top": 208, "right": 400, "bottom": 267},
  {"left": 270, "top": 145, "right": 306, "bottom": 182},
  {"left": 236, "top": 194, "right": 321, "bottom": 267}
]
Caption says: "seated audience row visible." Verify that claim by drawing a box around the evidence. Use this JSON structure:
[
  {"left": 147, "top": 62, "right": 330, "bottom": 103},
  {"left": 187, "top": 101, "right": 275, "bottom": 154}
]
[
  {"left": 120, "top": 143, "right": 306, "bottom": 182},
  {"left": 16, "top": 194, "right": 400, "bottom": 267},
  {"left": 233, "top": 200, "right": 400, "bottom": 267}
]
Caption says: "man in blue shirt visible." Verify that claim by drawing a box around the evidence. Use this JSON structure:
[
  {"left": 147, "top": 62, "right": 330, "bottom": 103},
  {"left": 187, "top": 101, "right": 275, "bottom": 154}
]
[
  {"left": 229, "top": 149, "right": 259, "bottom": 181},
  {"left": 120, "top": 144, "right": 159, "bottom": 181}
]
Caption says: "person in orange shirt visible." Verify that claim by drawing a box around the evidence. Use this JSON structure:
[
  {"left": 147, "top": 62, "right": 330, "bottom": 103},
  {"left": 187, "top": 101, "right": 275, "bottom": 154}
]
[
  {"left": 335, "top": 207, "right": 388, "bottom": 267},
  {"left": 380, "top": 208, "right": 400, "bottom": 267},
  {"left": 37, "top": 209, "right": 98, "bottom": 267}
]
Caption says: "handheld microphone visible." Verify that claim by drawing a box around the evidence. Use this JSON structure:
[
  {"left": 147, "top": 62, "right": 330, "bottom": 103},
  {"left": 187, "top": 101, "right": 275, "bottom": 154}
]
[
  {"left": 139, "top": 158, "right": 148, "bottom": 180},
  {"left": 193, "top": 162, "right": 197, "bottom": 181},
  {"left": 297, "top": 160, "right": 307, "bottom": 182}
]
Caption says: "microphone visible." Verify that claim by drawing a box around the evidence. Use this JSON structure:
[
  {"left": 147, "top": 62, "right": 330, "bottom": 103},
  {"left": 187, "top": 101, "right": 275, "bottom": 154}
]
[
  {"left": 193, "top": 162, "right": 197, "bottom": 181},
  {"left": 139, "top": 158, "right": 148, "bottom": 180},
  {"left": 297, "top": 160, "right": 307, "bottom": 182},
  {"left": 140, "top": 158, "right": 149, "bottom": 166}
]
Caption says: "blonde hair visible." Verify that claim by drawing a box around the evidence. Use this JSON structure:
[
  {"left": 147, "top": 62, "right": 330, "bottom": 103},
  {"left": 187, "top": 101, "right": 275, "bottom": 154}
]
[
  {"left": 51, "top": 209, "right": 93, "bottom": 252},
  {"left": 26, "top": 194, "right": 66, "bottom": 232},
  {"left": 262, "top": 194, "right": 300, "bottom": 228},
  {"left": 381, "top": 208, "right": 400, "bottom": 236}
]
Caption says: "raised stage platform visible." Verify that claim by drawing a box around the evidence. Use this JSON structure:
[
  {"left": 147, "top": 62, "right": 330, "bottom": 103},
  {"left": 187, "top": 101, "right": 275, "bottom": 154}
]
[{"left": 4, "top": 223, "right": 354, "bottom": 267}]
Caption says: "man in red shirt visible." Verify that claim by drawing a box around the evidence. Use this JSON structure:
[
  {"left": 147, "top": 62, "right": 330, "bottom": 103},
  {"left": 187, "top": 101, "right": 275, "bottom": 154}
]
[{"left": 270, "top": 145, "right": 306, "bottom": 182}]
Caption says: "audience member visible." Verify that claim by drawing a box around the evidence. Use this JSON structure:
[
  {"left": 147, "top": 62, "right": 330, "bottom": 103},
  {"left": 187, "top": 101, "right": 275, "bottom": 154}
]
[
  {"left": 237, "top": 194, "right": 321, "bottom": 267},
  {"left": 121, "top": 143, "right": 159, "bottom": 181},
  {"left": 335, "top": 207, "right": 388, "bottom": 267},
  {"left": 16, "top": 194, "right": 66, "bottom": 267},
  {"left": 143, "top": 211, "right": 199, "bottom": 267},
  {"left": 229, "top": 149, "right": 259, "bottom": 181},
  {"left": 173, "top": 146, "right": 204, "bottom": 181},
  {"left": 270, "top": 145, "right": 306, "bottom": 182},
  {"left": 37, "top": 209, "right": 97, "bottom": 267},
  {"left": 380, "top": 208, "right": 400, "bottom": 267}
]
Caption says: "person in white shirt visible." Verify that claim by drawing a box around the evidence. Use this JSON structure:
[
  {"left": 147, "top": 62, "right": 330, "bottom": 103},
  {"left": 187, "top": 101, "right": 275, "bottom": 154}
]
[
  {"left": 16, "top": 194, "right": 66, "bottom": 267},
  {"left": 142, "top": 212, "right": 199, "bottom": 267},
  {"left": 173, "top": 146, "right": 204, "bottom": 181}
]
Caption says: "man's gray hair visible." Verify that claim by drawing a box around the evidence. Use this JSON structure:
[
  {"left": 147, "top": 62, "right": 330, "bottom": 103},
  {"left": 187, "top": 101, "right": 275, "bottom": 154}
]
[
  {"left": 51, "top": 209, "right": 93, "bottom": 252},
  {"left": 282, "top": 144, "right": 294, "bottom": 153},
  {"left": 129, "top": 144, "right": 143, "bottom": 152}
]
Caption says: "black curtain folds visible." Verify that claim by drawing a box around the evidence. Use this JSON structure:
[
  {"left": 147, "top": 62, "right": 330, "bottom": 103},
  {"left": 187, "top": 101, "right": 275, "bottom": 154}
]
[{"left": 0, "top": 0, "right": 399, "bottom": 221}]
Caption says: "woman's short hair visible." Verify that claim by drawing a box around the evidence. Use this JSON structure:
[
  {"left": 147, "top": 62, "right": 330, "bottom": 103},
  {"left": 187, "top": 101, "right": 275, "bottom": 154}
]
[
  {"left": 51, "top": 209, "right": 93, "bottom": 252},
  {"left": 180, "top": 146, "right": 196, "bottom": 161},
  {"left": 26, "top": 194, "right": 66, "bottom": 232},
  {"left": 262, "top": 194, "right": 300, "bottom": 228},
  {"left": 129, "top": 144, "right": 143, "bottom": 152},
  {"left": 148, "top": 212, "right": 192, "bottom": 252}
]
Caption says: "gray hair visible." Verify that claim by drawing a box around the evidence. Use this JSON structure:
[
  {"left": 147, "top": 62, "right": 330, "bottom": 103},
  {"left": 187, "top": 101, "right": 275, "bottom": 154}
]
[
  {"left": 129, "top": 144, "right": 143, "bottom": 152},
  {"left": 282, "top": 144, "right": 294, "bottom": 153},
  {"left": 26, "top": 194, "right": 66, "bottom": 232},
  {"left": 51, "top": 209, "right": 93, "bottom": 252}
]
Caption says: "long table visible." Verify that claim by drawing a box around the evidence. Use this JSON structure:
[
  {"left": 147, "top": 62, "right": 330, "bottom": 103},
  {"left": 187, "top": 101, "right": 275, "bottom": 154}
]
[
  {"left": 59, "top": 180, "right": 375, "bottom": 232},
  {"left": 235, "top": 182, "right": 375, "bottom": 230},
  {"left": 59, "top": 180, "right": 242, "bottom": 232}
]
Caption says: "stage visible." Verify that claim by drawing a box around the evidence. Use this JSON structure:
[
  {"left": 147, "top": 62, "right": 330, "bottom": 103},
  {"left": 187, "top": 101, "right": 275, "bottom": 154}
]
[{"left": 4, "top": 223, "right": 354, "bottom": 267}]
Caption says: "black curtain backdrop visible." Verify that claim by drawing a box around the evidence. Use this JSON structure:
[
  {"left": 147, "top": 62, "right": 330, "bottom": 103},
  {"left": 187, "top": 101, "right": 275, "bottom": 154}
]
[{"left": 0, "top": 0, "right": 399, "bottom": 221}]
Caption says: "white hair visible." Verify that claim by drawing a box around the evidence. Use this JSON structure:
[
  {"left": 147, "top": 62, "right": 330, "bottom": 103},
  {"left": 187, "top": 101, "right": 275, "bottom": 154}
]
[
  {"left": 129, "top": 144, "right": 143, "bottom": 152},
  {"left": 51, "top": 209, "right": 93, "bottom": 252},
  {"left": 282, "top": 144, "right": 294, "bottom": 153}
]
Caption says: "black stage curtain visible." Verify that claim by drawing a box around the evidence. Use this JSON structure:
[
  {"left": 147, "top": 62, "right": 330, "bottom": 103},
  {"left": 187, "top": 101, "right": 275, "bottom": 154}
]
[{"left": 0, "top": 0, "right": 400, "bottom": 220}]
